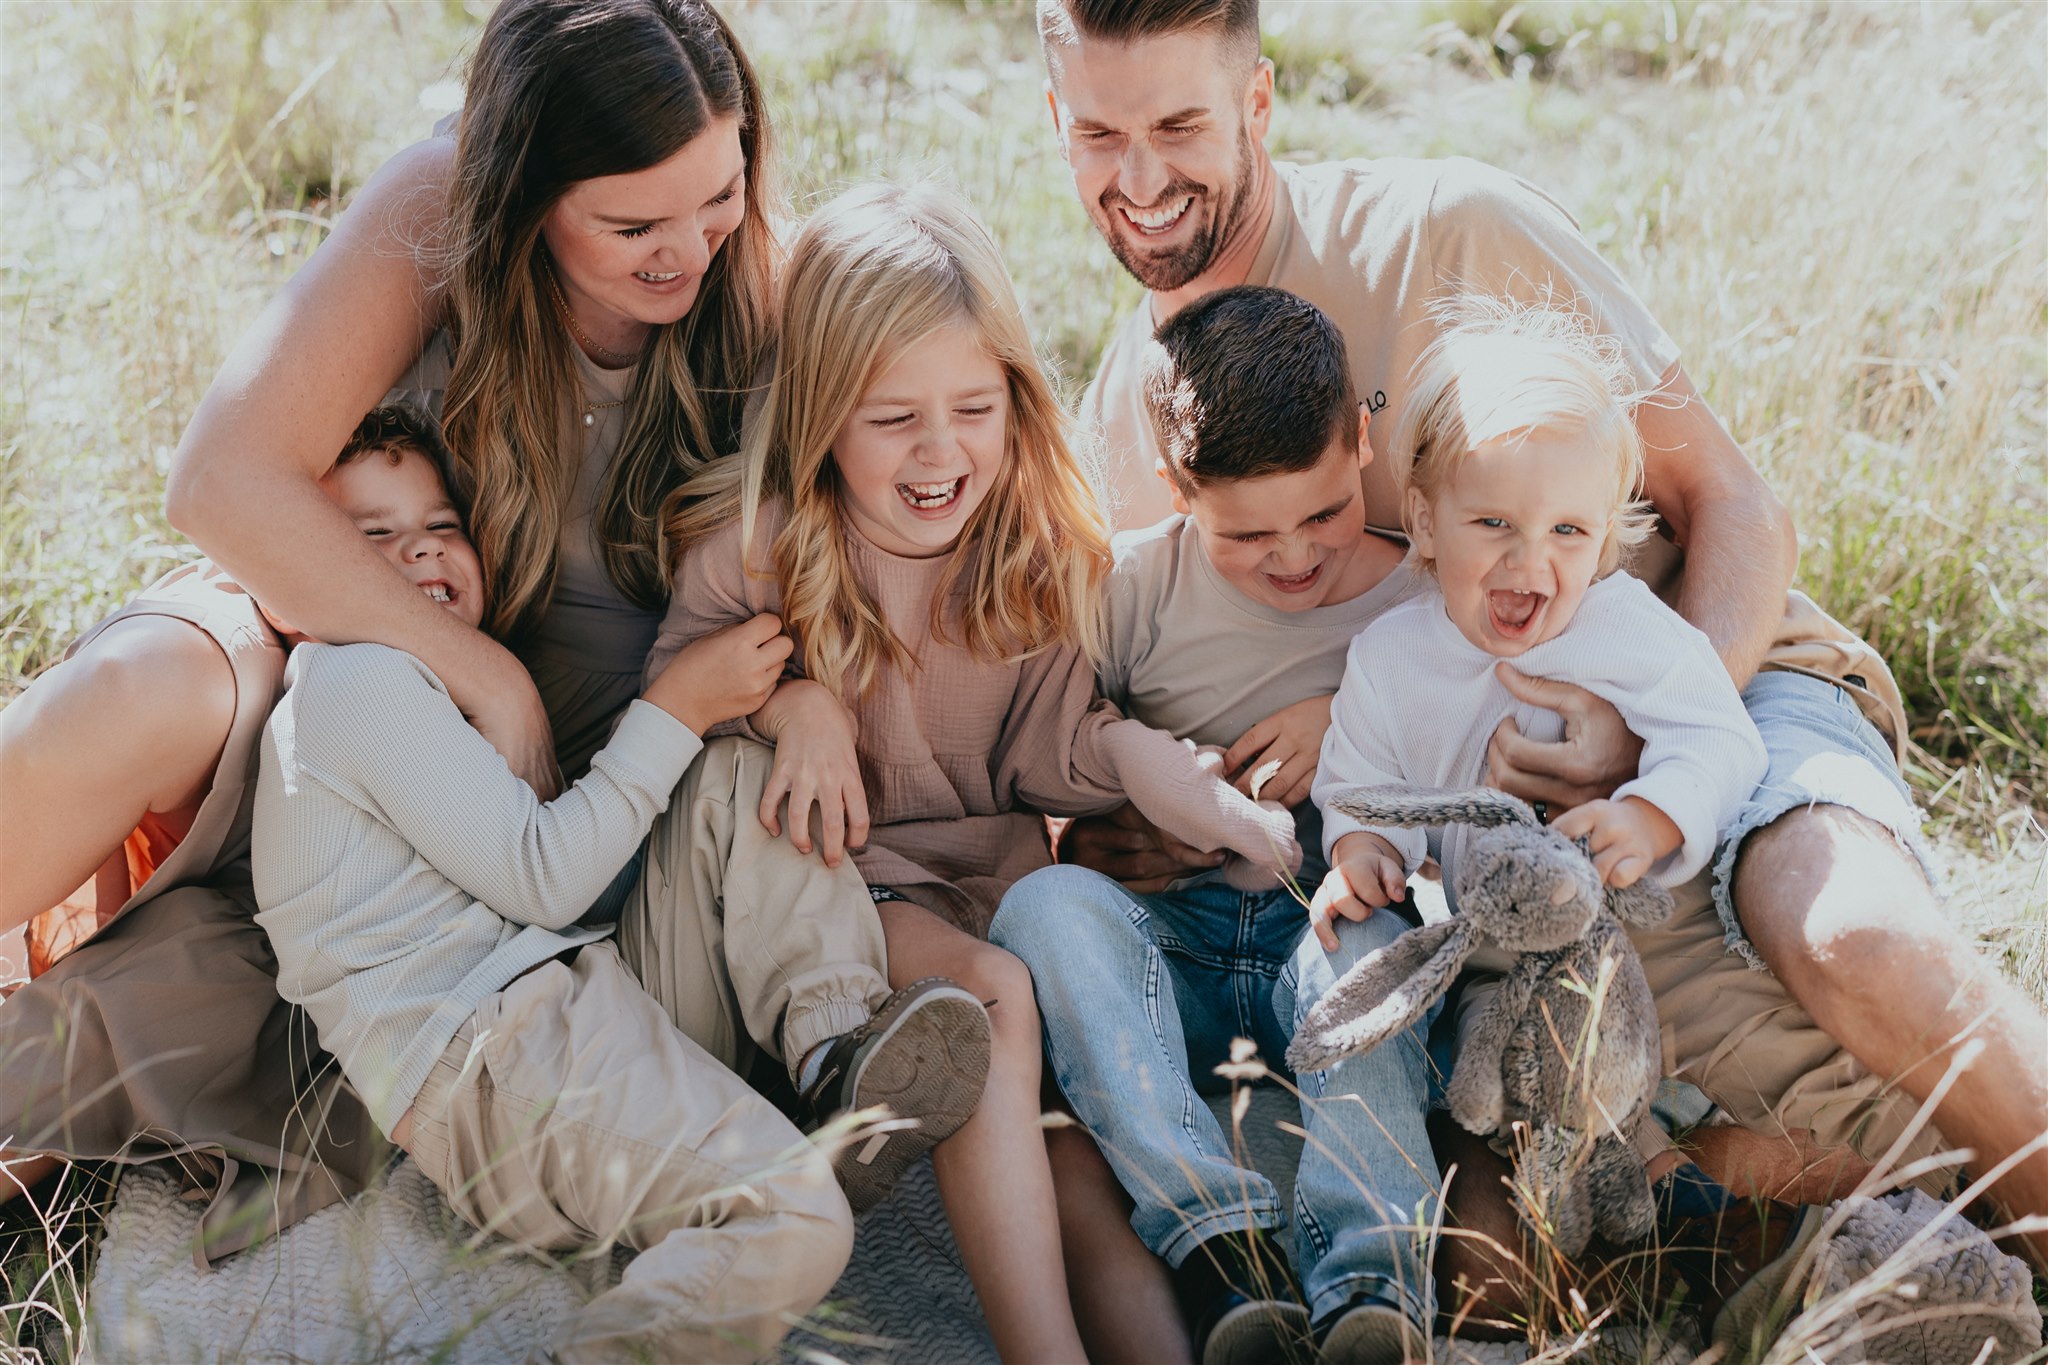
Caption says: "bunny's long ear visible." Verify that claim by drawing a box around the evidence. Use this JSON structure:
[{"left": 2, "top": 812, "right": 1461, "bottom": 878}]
[
  {"left": 1606, "top": 877, "right": 1675, "bottom": 928},
  {"left": 1286, "top": 917, "right": 1479, "bottom": 1073},
  {"left": 1326, "top": 784, "right": 1541, "bottom": 831}
]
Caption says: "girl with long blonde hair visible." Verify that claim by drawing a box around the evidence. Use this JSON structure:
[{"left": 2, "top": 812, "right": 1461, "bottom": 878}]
[
  {"left": 647, "top": 180, "right": 1300, "bottom": 1361},
  {"left": 77, "top": 0, "right": 974, "bottom": 1262}
]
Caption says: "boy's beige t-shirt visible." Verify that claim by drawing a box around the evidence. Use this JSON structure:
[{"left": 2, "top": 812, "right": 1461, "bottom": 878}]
[
  {"left": 1084, "top": 155, "right": 1905, "bottom": 753},
  {"left": 1101, "top": 516, "right": 1427, "bottom": 752},
  {"left": 1101, "top": 515, "right": 1429, "bottom": 881}
]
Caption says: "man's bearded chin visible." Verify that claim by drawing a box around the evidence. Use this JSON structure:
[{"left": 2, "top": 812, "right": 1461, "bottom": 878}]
[{"left": 1095, "top": 125, "right": 1257, "bottom": 292}]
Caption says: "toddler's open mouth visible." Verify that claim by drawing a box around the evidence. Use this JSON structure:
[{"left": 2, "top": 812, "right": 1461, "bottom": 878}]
[{"left": 1487, "top": 588, "right": 1546, "bottom": 637}]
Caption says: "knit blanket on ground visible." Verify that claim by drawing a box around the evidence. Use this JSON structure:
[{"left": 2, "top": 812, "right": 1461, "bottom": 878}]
[{"left": 85, "top": 1090, "right": 1690, "bottom": 1363}]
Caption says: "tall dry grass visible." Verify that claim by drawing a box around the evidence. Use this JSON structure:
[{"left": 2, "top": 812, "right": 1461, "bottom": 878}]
[{"left": 3, "top": 0, "right": 2043, "bottom": 1359}]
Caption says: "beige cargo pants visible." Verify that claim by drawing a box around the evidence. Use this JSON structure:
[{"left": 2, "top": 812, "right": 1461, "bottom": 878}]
[
  {"left": 618, "top": 736, "right": 891, "bottom": 1077},
  {"left": 407, "top": 942, "right": 853, "bottom": 1364}
]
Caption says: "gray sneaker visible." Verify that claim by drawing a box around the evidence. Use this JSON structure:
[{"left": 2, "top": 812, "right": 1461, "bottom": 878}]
[{"left": 797, "top": 977, "right": 992, "bottom": 1212}]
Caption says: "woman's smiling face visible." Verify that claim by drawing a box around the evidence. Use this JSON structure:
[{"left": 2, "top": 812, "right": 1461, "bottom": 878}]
[{"left": 539, "top": 115, "right": 747, "bottom": 350}]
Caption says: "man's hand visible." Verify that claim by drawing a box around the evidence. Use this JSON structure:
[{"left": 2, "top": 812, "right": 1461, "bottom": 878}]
[
  {"left": 1221, "top": 694, "right": 1332, "bottom": 809},
  {"left": 1309, "top": 832, "right": 1407, "bottom": 951},
  {"left": 1552, "top": 796, "right": 1679, "bottom": 888},
  {"left": 1059, "top": 801, "right": 1222, "bottom": 893},
  {"left": 1485, "top": 664, "right": 1643, "bottom": 813},
  {"left": 752, "top": 678, "right": 869, "bottom": 867}
]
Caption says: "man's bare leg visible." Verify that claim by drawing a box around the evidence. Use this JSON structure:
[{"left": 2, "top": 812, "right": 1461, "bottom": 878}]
[
  {"left": 1736, "top": 805, "right": 2048, "bottom": 1265},
  {"left": 1684, "top": 1125, "right": 1871, "bottom": 1205},
  {"left": 1434, "top": 1114, "right": 1870, "bottom": 1339},
  {"left": 1, "top": 1151, "right": 62, "bottom": 1206},
  {"left": 1431, "top": 1116, "right": 1529, "bottom": 1341}
]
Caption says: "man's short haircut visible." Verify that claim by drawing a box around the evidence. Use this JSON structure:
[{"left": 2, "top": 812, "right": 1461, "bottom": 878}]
[
  {"left": 1141, "top": 285, "right": 1357, "bottom": 492},
  {"left": 1038, "top": 0, "right": 1261, "bottom": 77},
  {"left": 335, "top": 404, "right": 468, "bottom": 514}
]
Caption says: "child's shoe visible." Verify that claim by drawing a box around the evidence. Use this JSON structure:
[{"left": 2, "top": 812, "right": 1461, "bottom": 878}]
[
  {"left": 1173, "top": 1226, "right": 1311, "bottom": 1365},
  {"left": 797, "top": 976, "right": 991, "bottom": 1212},
  {"left": 1311, "top": 1292, "right": 1427, "bottom": 1364}
]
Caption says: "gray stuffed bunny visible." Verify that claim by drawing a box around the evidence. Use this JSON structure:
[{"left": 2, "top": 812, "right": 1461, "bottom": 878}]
[{"left": 1286, "top": 785, "right": 1675, "bottom": 1258}]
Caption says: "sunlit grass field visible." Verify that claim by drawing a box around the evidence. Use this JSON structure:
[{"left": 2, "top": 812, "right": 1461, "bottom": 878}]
[{"left": 3, "top": 0, "right": 2044, "bottom": 1357}]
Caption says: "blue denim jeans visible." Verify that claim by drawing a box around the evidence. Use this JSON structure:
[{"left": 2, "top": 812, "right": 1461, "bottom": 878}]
[{"left": 990, "top": 865, "right": 1439, "bottom": 1324}]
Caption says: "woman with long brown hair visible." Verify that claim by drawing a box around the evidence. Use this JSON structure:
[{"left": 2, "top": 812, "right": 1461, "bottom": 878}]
[{"left": 4, "top": 0, "right": 985, "bottom": 1284}]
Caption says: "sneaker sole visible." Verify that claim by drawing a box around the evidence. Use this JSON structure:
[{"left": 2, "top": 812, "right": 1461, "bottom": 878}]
[
  {"left": 833, "top": 979, "right": 991, "bottom": 1213},
  {"left": 1204, "top": 1299, "right": 1311, "bottom": 1365},
  {"left": 1320, "top": 1302, "right": 1426, "bottom": 1365}
]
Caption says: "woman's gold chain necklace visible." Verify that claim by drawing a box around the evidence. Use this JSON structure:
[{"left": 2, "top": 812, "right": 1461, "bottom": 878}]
[
  {"left": 543, "top": 259, "right": 637, "bottom": 426},
  {"left": 544, "top": 260, "right": 642, "bottom": 369}
]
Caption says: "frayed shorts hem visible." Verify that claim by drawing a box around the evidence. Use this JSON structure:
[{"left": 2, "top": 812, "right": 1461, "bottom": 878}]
[{"left": 1709, "top": 671, "right": 1938, "bottom": 971}]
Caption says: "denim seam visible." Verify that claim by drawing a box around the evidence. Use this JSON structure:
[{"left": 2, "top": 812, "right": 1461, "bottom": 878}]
[
  {"left": 1312, "top": 1271, "right": 1431, "bottom": 1327},
  {"left": 1159, "top": 1198, "right": 1287, "bottom": 1269}
]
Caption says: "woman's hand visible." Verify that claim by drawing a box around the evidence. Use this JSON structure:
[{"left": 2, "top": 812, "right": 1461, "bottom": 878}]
[
  {"left": 752, "top": 678, "right": 869, "bottom": 867},
  {"left": 464, "top": 658, "right": 564, "bottom": 800},
  {"left": 1484, "top": 664, "right": 1644, "bottom": 814},
  {"left": 1221, "top": 693, "right": 1332, "bottom": 809}
]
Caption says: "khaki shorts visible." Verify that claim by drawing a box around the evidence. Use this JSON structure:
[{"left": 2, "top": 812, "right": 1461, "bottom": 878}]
[{"left": 1457, "top": 873, "right": 1942, "bottom": 1180}]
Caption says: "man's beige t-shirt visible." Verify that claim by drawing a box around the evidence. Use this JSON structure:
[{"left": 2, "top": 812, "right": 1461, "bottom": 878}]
[
  {"left": 1085, "top": 156, "right": 1680, "bottom": 532},
  {"left": 1083, "top": 156, "right": 1905, "bottom": 753}
]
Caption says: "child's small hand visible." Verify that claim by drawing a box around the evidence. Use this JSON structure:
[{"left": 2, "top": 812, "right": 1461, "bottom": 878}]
[
  {"left": 1309, "top": 833, "right": 1407, "bottom": 951},
  {"left": 1551, "top": 796, "right": 1679, "bottom": 888},
  {"left": 753, "top": 678, "right": 868, "bottom": 867},
  {"left": 643, "top": 613, "right": 793, "bottom": 736},
  {"left": 1221, "top": 694, "right": 1333, "bottom": 809}
]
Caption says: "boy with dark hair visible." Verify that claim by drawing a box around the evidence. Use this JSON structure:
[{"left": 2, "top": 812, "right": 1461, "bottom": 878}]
[
  {"left": 992, "top": 285, "right": 1434, "bottom": 1365},
  {"left": 1143, "top": 286, "right": 1356, "bottom": 488},
  {"left": 251, "top": 418, "right": 866, "bottom": 1363}
]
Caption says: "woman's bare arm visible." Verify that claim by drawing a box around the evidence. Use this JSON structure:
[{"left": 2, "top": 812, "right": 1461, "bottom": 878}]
[
  {"left": 164, "top": 137, "right": 559, "bottom": 794},
  {"left": 0, "top": 616, "right": 234, "bottom": 933}
]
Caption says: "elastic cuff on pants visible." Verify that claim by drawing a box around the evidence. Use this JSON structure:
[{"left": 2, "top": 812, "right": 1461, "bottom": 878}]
[{"left": 782, "top": 994, "right": 883, "bottom": 1073}]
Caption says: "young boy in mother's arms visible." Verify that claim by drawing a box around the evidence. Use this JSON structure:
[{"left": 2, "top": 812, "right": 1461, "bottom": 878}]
[
  {"left": 249, "top": 410, "right": 852, "bottom": 1363},
  {"left": 1038, "top": 0, "right": 2046, "bottom": 1277}
]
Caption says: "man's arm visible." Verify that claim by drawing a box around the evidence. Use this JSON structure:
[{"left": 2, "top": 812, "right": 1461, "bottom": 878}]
[
  {"left": 1488, "top": 367, "right": 1793, "bottom": 808},
  {"left": 1636, "top": 365, "right": 1797, "bottom": 684}
]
